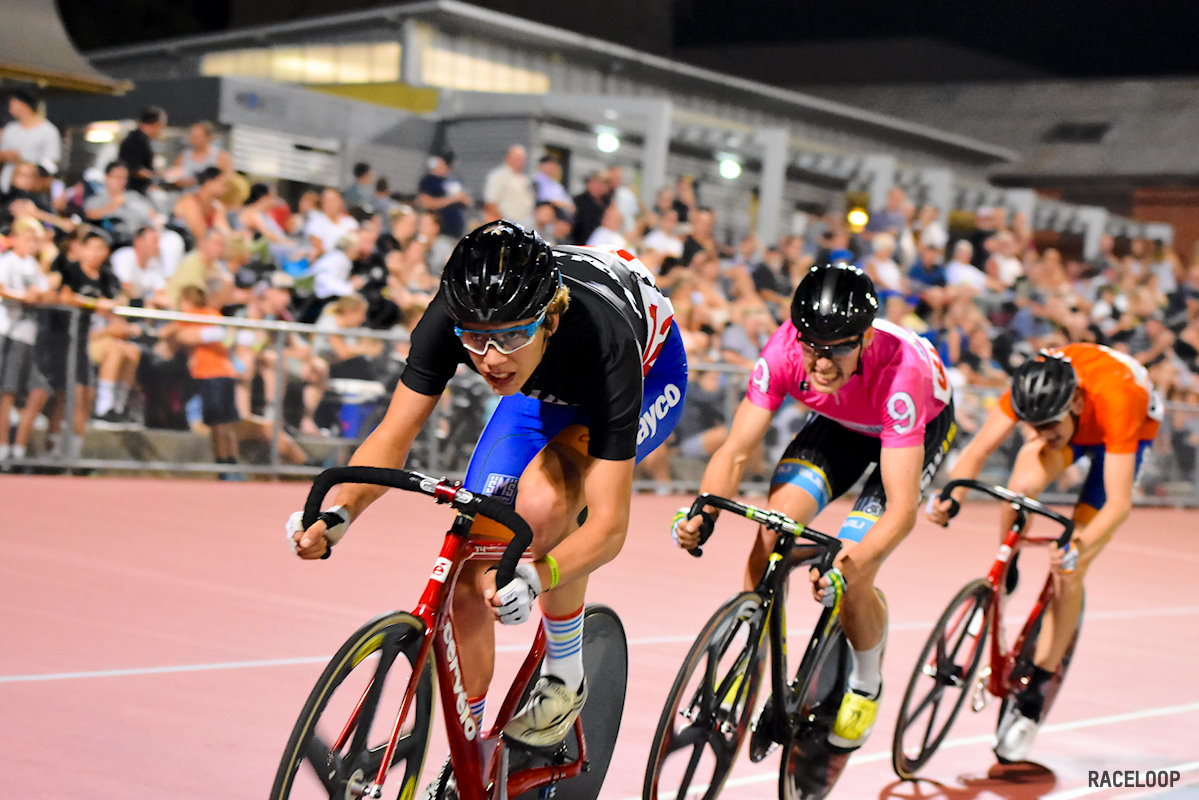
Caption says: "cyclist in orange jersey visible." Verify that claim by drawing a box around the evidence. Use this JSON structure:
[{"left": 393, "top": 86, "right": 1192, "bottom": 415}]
[{"left": 927, "top": 344, "right": 1161, "bottom": 761}]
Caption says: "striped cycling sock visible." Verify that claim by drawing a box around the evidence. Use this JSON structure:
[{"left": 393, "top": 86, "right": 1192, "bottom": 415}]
[
  {"left": 469, "top": 695, "right": 486, "bottom": 728},
  {"left": 541, "top": 605, "right": 585, "bottom": 690}
]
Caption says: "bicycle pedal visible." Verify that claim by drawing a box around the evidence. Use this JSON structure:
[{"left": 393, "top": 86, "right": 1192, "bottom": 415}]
[{"left": 971, "top": 666, "right": 992, "bottom": 713}]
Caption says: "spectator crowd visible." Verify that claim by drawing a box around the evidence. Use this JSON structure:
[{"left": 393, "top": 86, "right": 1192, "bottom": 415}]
[{"left": 2, "top": 87, "right": 1199, "bottom": 493}]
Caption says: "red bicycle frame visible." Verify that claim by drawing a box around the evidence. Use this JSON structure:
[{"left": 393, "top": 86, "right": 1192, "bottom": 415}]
[
  {"left": 982, "top": 517, "right": 1063, "bottom": 698},
  {"left": 318, "top": 480, "right": 589, "bottom": 800},
  {"left": 938, "top": 478, "right": 1076, "bottom": 707}
]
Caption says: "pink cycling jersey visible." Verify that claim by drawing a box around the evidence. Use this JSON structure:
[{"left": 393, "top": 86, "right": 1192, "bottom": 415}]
[{"left": 746, "top": 319, "right": 952, "bottom": 447}]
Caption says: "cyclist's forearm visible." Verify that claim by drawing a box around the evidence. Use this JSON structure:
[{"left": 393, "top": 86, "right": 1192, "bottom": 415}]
[
  {"left": 1075, "top": 502, "right": 1129, "bottom": 560},
  {"left": 697, "top": 444, "right": 750, "bottom": 512},
  {"left": 854, "top": 505, "right": 916, "bottom": 569},
  {"left": 541, "top": 517, "right": 628, "bottom": 588}
]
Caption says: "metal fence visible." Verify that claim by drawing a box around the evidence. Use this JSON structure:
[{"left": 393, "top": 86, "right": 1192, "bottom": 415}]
[{"left": 7, "top": 302, "right": 1199, "bottom": 507}]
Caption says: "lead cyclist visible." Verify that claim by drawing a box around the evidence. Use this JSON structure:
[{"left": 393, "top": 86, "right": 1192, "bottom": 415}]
[
  {"left": 674, "top": 262, "right": 956, "bottom": 750},
  {"left": 288, "top": 221, "right": 687, "bottom": 748}
]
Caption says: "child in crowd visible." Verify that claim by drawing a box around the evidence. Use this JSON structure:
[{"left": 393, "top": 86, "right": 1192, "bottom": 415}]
[
  {"left": 0, "top": 218, "right": 55, "bottom": 461},
  {"left": 162, "top": 285, "right": 241, "bottom": 478}
]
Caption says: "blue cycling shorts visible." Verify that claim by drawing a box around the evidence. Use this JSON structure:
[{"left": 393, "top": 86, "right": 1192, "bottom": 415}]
[
  {"left": 1069, "top": 440, "right": 1152, "bottom": 511},
  {"left": 464, "top": 323, "right": 687, "bottom": 504}
]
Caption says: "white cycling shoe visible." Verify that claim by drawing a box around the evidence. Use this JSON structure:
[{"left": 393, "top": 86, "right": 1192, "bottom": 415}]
[{"left": 994, "top": 706, "right": 1040, "bottom": 763}]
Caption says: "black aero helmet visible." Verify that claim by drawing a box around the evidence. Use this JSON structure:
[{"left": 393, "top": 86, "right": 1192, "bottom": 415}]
[
  {"left": 441, "top": 220, "right": 558, "bottom": 324},
  {"left": 790, "top": 263, "right": 879, "bottom": 342},
  {"left": 1010, "top": 351, "right": 1078, "bottom": 424}
]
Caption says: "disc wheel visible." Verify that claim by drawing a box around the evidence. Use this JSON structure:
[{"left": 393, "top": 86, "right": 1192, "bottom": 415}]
[
  {"left": 271, "top": 611, "right": 434, "bottom": 800},
  {"left": 778, "top": 618, "right": 852, "bottom": 800}
]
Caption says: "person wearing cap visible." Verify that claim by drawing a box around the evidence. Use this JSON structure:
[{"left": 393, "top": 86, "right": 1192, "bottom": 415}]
[{"left": 0, "top": 87, "right": 61, "bottom": 195}]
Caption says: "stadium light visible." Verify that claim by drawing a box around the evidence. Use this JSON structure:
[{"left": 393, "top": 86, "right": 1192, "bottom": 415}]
[
  {"left": 596, "top": 129, "right": 621, "bottom": 154},
  {"left": 847, "top": 207, "right": 869, "bottom": 228},
  {"left": 718, "top": 155, "right": 742, "bottom": 180},
  {"left": 85, "top": 121, "right": 120, "bottom": 144}
]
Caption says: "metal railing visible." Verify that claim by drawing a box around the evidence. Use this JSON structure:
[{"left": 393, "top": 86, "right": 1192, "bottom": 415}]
[{"left": 6, "top": 300, "right": 1199, "bottom": 506}]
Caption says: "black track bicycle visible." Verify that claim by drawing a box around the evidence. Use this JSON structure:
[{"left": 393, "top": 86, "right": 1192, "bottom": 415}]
[{"left": 643, "top": 493, "right": 861, "bottom": 800}]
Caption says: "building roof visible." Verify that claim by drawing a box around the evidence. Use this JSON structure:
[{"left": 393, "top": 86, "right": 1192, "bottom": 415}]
[
  {"left": 801, "top": 78, "right": 1199, "bottom": 184},
  {"left": 85, "top": 0, "right": 1015, "bottom": 165},
  {"left": 2, "top": 0, "right": 130, "bottom": 93}
]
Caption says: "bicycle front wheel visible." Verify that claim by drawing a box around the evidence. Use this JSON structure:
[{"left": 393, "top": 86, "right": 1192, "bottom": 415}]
[
  {"left": 892, "top": 578, "right": 992, "bottom": 780},
  {"left": 778, "top": 611, "right": 851, "bottom": 800},
  {"left": 643, "top": 592, "right": 767, "bottom": 800},
  {"left": 271, "top": 611, "right": 434, "bottom": 800}
]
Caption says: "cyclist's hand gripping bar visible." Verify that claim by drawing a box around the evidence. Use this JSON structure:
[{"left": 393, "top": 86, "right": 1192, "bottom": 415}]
[
  {"left": 685, "top": 493, "right": 842, "bottom": 572},
  {"left": 939, "top": 478, "right": 1075, "bottom": 549},
  {"left": 303, "top": 466, "right": 535, "bottom": 588}
]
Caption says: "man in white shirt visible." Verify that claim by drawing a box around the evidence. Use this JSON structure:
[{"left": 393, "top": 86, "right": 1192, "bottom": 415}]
[
  {"left": 304, "top": 188, "right": 359, "bottom": 255},
  {"left": 483, "top": 145, "right": 534, "bottom": 228},
  {"left": 641, "top": 208, "right": 685, "bottom": 259},
  {"left": 945, "top": 240, "right": 987, "bottom": 293},
  {"left": 111, "top": 226, "right": 169, "bottom": 307},
  {"left": 607, "top": 165, "right": 641, "bottom": 234},
  {"left": 585, "top": 204, "right": 627, "bottom": 248},
  {"left": 532, "top": 155, "right": 574, "bottom": 215}
]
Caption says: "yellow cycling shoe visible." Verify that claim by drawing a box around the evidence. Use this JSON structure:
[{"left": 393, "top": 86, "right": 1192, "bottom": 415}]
[{"left": 828, "top": 688, "right": 880, "bottom": 749}]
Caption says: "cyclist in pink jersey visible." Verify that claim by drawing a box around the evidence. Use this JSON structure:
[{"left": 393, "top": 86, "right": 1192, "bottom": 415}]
[{"left": 674, "top": 262, "right": 956, "bottom": 751}]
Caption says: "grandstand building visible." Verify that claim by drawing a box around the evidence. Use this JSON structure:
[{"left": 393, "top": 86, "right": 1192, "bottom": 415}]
[{"left": 50, "top": 0, "right": 1167, "bottom": 256}]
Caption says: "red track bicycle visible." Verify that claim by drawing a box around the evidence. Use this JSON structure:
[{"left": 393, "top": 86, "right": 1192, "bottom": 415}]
[
  {"left": 891, "top": 478, "right": 1084, "bottom": 779},
  {"left": 271, "top": 466, "right": 627, "bottom": 800}
]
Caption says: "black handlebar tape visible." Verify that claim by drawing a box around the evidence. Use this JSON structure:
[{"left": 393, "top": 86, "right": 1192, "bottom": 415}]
[
  {"left": 471, "top": 494, "right": 534, "bottom": 590},
  {"left": 685, "top": 511, "right": 716, "bottom": 558},
  {"left": 301, "top": 467, "right": 536, "bottom": 585},
  {"left": 946, "top": 497, "right": 961, "bottom": 520},
  {"left": 302, "top": 466, "right": 424, "bottom": 530},
  {"left": 940, "top": 478, "right": 1075, "bottom": 547}
]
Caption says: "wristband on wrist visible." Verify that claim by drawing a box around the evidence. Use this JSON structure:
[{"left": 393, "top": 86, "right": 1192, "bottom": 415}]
[{"left": 539, "top": 554, "right": 560, "bottom": 590}]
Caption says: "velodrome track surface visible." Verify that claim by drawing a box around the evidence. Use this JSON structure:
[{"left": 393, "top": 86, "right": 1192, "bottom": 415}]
[{"left": 3, "top": 476, "right": 1198, "bottom": 799}]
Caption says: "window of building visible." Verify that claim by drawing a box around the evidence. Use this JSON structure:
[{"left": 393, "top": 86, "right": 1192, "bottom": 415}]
[{"left": 201, "top": 42, "right": 402, "bottom": 84}]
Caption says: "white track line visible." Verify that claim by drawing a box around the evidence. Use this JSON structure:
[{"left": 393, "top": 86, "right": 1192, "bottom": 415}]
[
  {"left": 1043, "top": 760, "right": 1199, "bottom": 800},
  {"left": 3, "top": 606, "right": 1197, "bottom": 684},
  {"left": 1109, "top": 543, "right": 1199, "bottom": 564},
  {"left": 630, "top": 702, "right": 1199, "bottom": 800}
]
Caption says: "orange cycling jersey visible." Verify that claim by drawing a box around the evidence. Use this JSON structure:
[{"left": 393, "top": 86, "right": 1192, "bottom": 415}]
[{"left": 999, "top": 343, "right": 1160, "bottom": 454}]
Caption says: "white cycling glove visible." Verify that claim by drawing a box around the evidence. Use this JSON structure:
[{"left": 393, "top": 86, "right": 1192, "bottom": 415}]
[
  {"left": 285, "top": 506, "right": 351, "bottom": 556},
  {"left": 493, "top": 563, "right": 542, "bottom": 625}
]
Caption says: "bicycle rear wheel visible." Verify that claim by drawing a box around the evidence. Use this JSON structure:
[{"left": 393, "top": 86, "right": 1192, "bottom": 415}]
[
  {"left": 539, "top": 603, "right": 628, "bottom": 800},
  {"left": 437, "top": 605, "right": 627, "bottom": 800},
  {"left": 891, "top": 579, "right": 992, "bottom": 780},
  {"left": 643, "top": 592, "right": 767, "bottom": 800},
  {"left": 271, "top": 611, "right": 434, "bottom": 800},
  {"left": 778, "top": 613, "right": 852, "bottom": 800}
]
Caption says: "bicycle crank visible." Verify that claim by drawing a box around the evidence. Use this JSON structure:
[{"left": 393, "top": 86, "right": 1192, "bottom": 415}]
[{"left": 971, "top": 666, "right": 991, "bottom": 713}]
